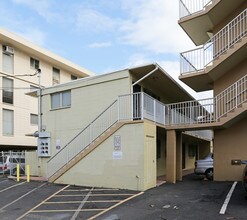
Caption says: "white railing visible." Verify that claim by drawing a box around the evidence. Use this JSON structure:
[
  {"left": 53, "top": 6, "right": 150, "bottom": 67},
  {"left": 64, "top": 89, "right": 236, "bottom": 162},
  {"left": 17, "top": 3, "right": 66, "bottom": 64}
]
[
  {"left": 47, "top": 74, "right": 246, "bottom": 178},
  {"left": 179, "top": 0, "right": 212, "bottom": 19},
  {"left": 180, "top": 9, "right": 247, "bottom": 74},
  {"left": 47, "top": 100, "right": 119, "bottom": 178},
  {"left": 215, "top": 74, "right": 247, "bottom": 119},
  {"left": 167, "top": 98, "right": 215, "bottom": 124}
]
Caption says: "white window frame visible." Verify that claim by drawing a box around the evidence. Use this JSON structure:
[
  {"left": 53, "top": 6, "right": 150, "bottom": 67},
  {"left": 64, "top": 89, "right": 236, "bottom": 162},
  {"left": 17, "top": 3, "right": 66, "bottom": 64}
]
[
  {"left": 3, "top": 109, "right": 14, "bottom": 136},
  {"left": 51, "top": 90, "right": 71, "bottom": 110},
  {"left": 30, "top": 57, "right": 40, "bottom": 70},
  {"left": 2, "top": 51, "right": 14, "bottom": 74},
  {"left": 2, "top": 77, "right": 14, "bottom": 104},
  {"left": 30, "top": 113, "right": 38, "bottom": 125},
  {"left": 52, "top": 67, "right": 60, "bottom": 85}
]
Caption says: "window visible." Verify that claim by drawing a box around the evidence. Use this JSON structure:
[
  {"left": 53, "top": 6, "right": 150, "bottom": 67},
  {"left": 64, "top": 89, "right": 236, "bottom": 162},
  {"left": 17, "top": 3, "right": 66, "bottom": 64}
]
[
  {"left": 3, "top": 109, "right": 14, "bottom": 135},
  {"left": 30, "top": 57, "right": 39, "bottom": 69},
  {"left": 30, "top": 114, "right": 38, "bottom": 125},
  {"left": 71, "top": 75, "right": 78, "bottom": 80},
  {"left": 2, "top": 46, "right": 14, "bottom": 74},
  {"left": 52, "top": 67, "right": 60, "bottom": 85},
  {"left": 51, "top": 90, "right": 71, "bottom": 109},
  {"left": 2, "top": 77, "right": 13, "bottom": 104}
]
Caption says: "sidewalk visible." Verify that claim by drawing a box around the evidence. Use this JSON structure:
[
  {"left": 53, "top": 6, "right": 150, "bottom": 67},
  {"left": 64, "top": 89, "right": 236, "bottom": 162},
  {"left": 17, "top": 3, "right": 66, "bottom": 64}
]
[{"left": 8, "top": 175, "right": 47, "bottom": 182}]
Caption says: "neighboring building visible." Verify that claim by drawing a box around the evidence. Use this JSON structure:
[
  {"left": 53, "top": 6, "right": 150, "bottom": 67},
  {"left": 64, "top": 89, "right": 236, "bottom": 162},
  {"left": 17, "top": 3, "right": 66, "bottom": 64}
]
[
  {"left": 28, "top": 63, "right": 212, "bottom": 191},
  {"left": 0, "top": 28, "right": 93, "bottom": 151},
  {"left": 178, "top": 0, "right": 247, "bottom": 181}
]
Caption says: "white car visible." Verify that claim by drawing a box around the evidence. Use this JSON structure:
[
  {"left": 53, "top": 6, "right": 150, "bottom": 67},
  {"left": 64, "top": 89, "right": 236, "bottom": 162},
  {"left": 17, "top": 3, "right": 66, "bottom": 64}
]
[{"left": 194, "top": 153, "right": 214, "bottom": 180}]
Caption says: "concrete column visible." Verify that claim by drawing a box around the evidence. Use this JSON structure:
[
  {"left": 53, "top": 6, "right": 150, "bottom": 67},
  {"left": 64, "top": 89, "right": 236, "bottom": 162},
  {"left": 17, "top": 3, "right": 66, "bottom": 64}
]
[
  {"left": 176, "top": 131, "right": 182, "bottom": 181},
  {"left": 166, "top": 130, "right": 176, "bottom": 183}
]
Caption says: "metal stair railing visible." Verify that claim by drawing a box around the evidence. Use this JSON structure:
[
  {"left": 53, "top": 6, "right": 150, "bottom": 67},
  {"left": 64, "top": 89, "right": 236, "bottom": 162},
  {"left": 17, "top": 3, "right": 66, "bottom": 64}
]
[
  {"left": 215, "top": 74, "right": 247, "bottom": 120},
  {"left": 179, "top": 0, "right": 212, "bottom": 19},
  {"left": 180, "top": 8, "right": 247, "bottom": 75},
  {"left": 47, "top": 99, "right": 118, "bottom": 178},
  {"left": 167, "top": 73, "right": 247, "bottom": 125}
]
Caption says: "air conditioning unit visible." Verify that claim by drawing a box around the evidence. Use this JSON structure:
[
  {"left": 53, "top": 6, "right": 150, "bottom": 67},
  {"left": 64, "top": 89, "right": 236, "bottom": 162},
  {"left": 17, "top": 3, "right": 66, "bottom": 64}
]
[{"left": 3, "top": 45, "right": 14, "bottom": 55}]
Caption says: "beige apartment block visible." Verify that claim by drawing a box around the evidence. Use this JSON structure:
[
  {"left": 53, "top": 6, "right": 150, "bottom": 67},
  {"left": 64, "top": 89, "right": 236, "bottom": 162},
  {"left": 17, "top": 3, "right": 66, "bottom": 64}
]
[
  {"left": 178, "top": 0, "right": 247, "bottom": 181},
  {"left": 31, "top": 63, "right": 212, "bottom": 191},
  {"left": 0, "top": 28, "right": 92, "bottom": 151}
]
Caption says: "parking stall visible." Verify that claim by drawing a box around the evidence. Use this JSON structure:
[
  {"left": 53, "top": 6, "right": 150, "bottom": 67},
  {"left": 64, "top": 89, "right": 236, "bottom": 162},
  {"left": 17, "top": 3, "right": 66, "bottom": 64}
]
[{"left": 18, "top": 185, "right": 143, "bottom": 220}]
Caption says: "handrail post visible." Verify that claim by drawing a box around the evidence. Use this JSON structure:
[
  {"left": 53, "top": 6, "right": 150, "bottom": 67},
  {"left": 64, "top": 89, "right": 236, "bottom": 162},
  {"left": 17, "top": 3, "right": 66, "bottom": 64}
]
[
  {"left": 67, "top": 146, "right": 69, "bottom": 164},
  {"left": 235, "top": 82, "right": 238, "bottom": 108},
  {"left": 153, "top": 99, "right": 156, "bottom": 122},
  {"left": 141, "top": 92, "right": 144, "bottom": 120},
  {"left": 118, "top": 97, "right": 120, "bottom": 122}
]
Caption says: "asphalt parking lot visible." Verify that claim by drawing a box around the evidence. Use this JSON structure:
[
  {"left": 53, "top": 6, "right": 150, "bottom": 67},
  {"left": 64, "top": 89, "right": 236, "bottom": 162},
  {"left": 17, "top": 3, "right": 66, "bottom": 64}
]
[{"left": 0, "top": 174, "right": 246, "bottom": 220}]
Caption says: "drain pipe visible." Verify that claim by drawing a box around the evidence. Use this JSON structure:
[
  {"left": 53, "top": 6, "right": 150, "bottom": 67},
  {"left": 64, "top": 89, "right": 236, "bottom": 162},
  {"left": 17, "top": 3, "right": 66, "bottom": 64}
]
[{"left": 132, "top": 66, "right": 158, "bottom": 87}]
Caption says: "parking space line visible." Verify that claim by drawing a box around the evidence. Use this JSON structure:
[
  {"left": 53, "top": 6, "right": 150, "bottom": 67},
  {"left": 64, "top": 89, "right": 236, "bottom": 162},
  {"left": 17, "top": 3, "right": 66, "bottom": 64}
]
[
  {"left": 32, "top": 209, "right": 106, "bottom": 213},
  {"left": 44, "top": 200, "right": 121, "bottom": 204},
  {"left": 17, "top": 184, "right": 70, "bottom": 220},
  {"left": 0, "top": 179, "right": 8, "bottom": 184},
  {"left": 0, "top": 183, "right": 46, "bottom": 211},
  {"left": 219, "top": 181, "right": 237, "bottom": 215},
  {"left": 88, "top": 191, "right": 144, "bottom": 220},
  {"left": 64, "top": 188, "right": 120, "bottom": 192},
  {"left": 0, "top": 182, "right": 25, "bottom": 193},
  {"left": 54, "top": 193, "right": 135, "bottom": 197},
  {"left": 70, "top": 187, "right": 93, "bottom": 220}
]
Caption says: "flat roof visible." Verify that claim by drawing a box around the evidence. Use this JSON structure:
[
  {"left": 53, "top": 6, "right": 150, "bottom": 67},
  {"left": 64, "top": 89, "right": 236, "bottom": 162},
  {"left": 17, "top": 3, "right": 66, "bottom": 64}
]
[{"left": 0, "top": 28, "right": 94, "bottom": 77}]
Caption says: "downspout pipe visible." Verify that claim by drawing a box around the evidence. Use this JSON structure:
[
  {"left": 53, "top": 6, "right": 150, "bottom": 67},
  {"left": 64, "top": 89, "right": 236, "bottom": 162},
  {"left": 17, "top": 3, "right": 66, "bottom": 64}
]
[{"left": 132, "top": 66, "right": 158, "bottom": 87}]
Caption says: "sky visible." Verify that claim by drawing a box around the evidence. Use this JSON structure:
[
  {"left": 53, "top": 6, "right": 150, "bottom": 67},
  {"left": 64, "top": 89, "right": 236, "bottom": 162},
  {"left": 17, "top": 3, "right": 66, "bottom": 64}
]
[{"left": 0, "top": 0, "right": 212, "bottom": 99}]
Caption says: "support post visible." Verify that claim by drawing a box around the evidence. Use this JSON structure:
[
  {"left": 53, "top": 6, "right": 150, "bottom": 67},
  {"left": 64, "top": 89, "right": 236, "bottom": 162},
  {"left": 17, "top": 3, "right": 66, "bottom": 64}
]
[
  {"left": 166, "top": 130, "right": 176, "bottom": 183},
  {"left": 176, "top": 132, "right": 182, "bottom": 181},
  {"left": 16, "top": 164, "right": 20, "bottom": 182},
  {"left": 26, "top": 165, "right": 30, "bottom": 182}
]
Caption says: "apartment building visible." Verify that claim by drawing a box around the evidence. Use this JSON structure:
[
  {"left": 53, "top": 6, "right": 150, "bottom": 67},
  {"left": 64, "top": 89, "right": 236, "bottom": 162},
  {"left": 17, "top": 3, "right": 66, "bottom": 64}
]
[
  {"left": 28, "top": 63, "right": 212, "bottom": 191},
  {"left": 178, "top": 0, "right": 247, "bottom": 181},
  {"left": 0, "top": 28, "right": 92, "bottom": 151}
]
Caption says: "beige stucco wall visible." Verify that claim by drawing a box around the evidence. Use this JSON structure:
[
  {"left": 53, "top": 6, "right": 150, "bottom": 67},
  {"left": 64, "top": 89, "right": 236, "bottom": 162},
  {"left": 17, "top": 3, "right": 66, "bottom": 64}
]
[
  {"left": 214, "top": 60, "right": 247, "bottom": 96},
  {"left": 214, "top": 117, "right": 247, "bottom": 181},
  {"left": 55, "top": 122, "right": 146, "bottom": 191},
  {"left": 213, "top": 2, "right": 247, "bottom": 35},
  {"left": 41, "top": 72, "right": 130, "bottom": 158},
  {"left": 143, "top": 121, "right": 157, "bottom": 190}
]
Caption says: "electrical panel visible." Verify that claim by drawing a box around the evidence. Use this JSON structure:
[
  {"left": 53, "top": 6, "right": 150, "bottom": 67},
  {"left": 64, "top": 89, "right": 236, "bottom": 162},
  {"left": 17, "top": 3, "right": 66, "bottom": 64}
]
[{"left": 37, "top": 132, "right": 51, "bottom": 157}]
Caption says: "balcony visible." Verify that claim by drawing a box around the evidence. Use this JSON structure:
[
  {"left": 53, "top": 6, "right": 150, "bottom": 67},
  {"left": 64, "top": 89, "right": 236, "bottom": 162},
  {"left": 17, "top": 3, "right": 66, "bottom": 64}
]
[
  {"left": 179, "top": 0, "right": 246, "bottom": 45},
  {"left": 179, "top": 9, "right": 247, "bottom": 91}
]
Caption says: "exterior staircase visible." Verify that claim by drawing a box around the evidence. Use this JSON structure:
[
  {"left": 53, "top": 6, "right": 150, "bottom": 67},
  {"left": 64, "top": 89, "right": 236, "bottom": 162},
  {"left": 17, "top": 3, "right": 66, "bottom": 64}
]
[
  {"left": 47, "top": 73, "right": 246, "bottom": 182},
  {"left": 48, "top": 121, "right": 127, "bottom": 182}
]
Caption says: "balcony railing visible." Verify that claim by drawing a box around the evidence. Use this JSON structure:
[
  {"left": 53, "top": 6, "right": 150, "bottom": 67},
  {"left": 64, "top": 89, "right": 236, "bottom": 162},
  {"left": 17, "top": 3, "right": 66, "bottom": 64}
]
[
  {"left": 180, "top": 8, "right": 247, "bottom": 75},
  {"left": 179, "top": 0, "right": 212, "bottom": 19}
]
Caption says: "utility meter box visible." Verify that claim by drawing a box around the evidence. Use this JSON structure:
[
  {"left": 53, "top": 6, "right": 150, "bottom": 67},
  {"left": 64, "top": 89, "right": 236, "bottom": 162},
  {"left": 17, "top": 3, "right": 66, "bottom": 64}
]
[{"left": 38, "top": 132, "right": 51, "bottom": 157}]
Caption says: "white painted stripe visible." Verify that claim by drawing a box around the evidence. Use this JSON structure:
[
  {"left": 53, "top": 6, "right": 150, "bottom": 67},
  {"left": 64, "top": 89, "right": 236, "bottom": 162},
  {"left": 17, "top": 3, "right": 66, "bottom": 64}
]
[
  {"left": 0, "top": 180, "right": 8, "bottom": 184},
  {"left": 0, "top": 182, "right": 25, "bottom": 193},
  {"left": 17, "top": 185, "right": 70, "bottom": 220},
  {"left": 219, "top": 181, "right": 237, "bottom": 215},
  {"left": 70, "top": 187, "right": 94, "bottom": 220},
  {"left": 0, "top": 183, "right": 46, "bottom": 211}
]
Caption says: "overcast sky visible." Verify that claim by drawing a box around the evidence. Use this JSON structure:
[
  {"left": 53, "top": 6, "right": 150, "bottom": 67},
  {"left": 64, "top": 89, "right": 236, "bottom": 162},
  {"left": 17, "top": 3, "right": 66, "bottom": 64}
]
[{"left": 0, "top": 0, "right": 212, "bottom": 99}]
